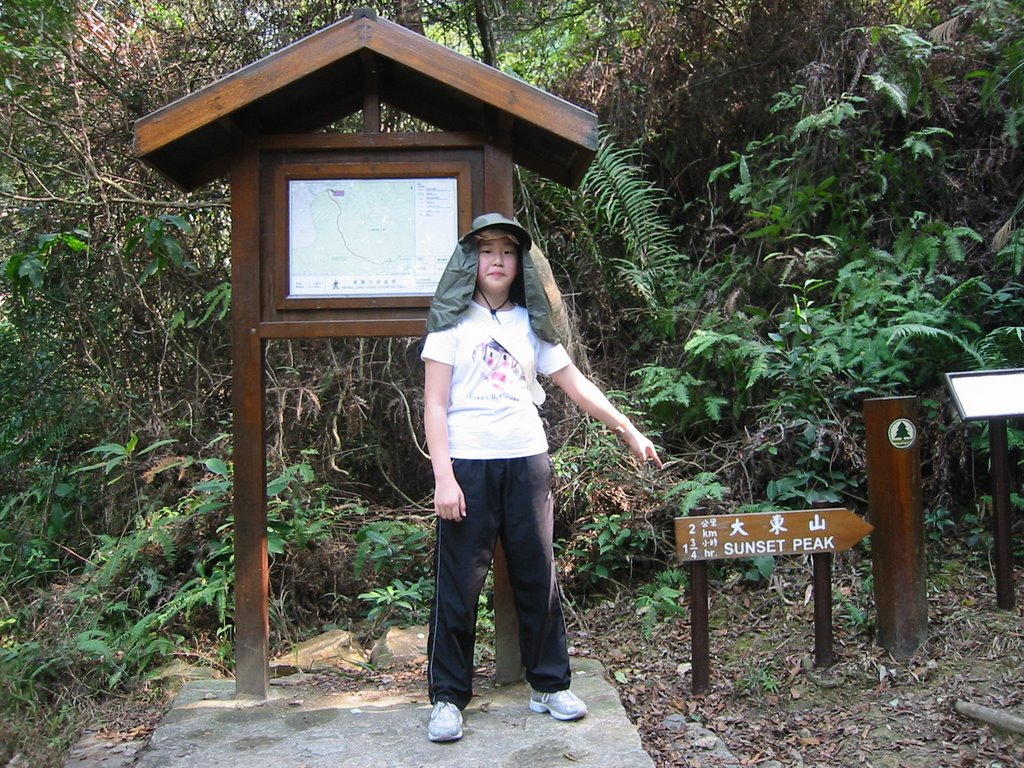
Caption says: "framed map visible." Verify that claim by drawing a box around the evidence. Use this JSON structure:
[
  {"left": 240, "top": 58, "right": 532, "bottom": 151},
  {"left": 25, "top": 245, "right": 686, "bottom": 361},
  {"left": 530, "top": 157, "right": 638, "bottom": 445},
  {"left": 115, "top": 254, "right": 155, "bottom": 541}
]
[
  {"left": 269, "top": 155, "right": 475, "bottom": 311},
  {"left": 286, "top": 176, "right": 458, "bottom": 298}
]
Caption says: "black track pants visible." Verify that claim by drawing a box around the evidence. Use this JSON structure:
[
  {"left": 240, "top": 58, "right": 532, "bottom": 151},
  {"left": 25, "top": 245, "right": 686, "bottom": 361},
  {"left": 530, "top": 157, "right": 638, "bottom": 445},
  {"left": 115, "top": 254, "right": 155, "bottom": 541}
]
[{"left": 427, "top": 453, "right": 571, "bottom": 709}]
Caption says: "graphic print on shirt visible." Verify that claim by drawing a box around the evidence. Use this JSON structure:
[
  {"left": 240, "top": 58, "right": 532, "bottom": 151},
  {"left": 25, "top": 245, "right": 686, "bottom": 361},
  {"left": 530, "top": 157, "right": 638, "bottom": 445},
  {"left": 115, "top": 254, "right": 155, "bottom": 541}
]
[{"left": 471, "top": 338, "right": 527, "bottom": 400}]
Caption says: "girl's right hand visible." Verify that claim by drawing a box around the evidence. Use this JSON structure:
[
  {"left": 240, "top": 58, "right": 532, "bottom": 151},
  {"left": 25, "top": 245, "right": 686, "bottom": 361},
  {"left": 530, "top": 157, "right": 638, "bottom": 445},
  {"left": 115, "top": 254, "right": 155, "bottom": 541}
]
[{"left": 434, "top": 475, "right": 467, "bottom": 521}]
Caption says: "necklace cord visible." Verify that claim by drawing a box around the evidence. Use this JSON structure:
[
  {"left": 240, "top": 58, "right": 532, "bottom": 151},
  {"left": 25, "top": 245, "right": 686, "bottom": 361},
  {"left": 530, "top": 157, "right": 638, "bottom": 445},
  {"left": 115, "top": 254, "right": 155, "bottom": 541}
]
[{"left": 480, "top": 294, "right": 510, "bottom": 321}]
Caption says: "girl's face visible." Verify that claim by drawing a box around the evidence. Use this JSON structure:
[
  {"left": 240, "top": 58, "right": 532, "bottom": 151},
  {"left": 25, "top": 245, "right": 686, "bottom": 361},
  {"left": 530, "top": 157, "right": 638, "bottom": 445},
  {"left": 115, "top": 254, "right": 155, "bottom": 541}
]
[{"left": 476, "top": 234, "right": 518, "bottom": 297}]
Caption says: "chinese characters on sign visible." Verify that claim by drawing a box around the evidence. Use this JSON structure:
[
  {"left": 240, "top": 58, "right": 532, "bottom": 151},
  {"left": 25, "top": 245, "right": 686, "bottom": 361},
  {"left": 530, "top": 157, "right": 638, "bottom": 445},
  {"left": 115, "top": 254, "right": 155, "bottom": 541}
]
[{"left": 675, "top": 508, "right": 873, "bottom": 562}]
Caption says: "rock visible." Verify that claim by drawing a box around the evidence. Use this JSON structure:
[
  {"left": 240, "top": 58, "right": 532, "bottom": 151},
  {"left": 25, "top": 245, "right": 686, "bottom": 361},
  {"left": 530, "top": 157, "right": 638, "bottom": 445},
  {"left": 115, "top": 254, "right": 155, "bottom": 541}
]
[
  {"left": 150, "top": 659, "right": 221, "bottom": 683},
  {"left": 271, "top": 630, "right": 368, "bottom": 673},
  {"left": 369, "top": 625, "right": 428, "bottom": 668},
  {"left": 661, "top": 716, "right": 740, "bottom": 766}
]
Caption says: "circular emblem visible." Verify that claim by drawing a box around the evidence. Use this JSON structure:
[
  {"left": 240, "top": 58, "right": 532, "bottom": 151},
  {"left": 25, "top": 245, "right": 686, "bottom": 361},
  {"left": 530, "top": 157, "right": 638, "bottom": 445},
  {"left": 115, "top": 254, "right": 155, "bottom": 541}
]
[{"left": 887, "top": 418, "right": 917, "bottom": 449}]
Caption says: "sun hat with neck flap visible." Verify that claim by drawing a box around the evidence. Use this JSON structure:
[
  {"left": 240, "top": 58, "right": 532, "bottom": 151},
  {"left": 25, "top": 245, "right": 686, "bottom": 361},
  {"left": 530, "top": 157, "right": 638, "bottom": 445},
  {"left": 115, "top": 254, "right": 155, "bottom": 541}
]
[{"left": 425, "top": 213, "right": 560, "bottom": 344}]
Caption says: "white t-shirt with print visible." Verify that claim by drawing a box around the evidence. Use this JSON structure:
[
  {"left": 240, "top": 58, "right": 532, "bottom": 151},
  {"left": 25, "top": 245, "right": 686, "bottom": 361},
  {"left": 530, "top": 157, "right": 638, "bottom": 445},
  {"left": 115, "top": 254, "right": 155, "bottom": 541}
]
[{"left": 421, "top": 302, "right": 571, "bottom": 460}]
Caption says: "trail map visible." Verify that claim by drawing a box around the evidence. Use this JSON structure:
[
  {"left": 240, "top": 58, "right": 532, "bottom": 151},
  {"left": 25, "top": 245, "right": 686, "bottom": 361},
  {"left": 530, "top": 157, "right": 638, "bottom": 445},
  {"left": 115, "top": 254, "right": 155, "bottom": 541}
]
[{"left": 288, "top": 177, "right": 458, "bottom": 297}]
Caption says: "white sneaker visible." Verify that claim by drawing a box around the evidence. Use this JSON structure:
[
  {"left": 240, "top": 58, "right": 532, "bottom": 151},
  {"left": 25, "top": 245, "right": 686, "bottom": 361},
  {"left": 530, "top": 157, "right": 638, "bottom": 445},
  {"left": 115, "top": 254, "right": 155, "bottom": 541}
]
[
  {"left": 528, "top": 688, "right": 588, "bottom": 721},
  {"left": 427, "top": 700, "right": 463, "bottom": 742}
]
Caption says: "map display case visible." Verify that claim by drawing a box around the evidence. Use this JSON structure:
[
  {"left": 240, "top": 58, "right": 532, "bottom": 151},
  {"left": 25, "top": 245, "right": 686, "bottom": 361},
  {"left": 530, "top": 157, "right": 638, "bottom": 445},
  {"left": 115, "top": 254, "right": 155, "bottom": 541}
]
[{"left": 286, "top": 176, "right": 458, "bottom": 299}]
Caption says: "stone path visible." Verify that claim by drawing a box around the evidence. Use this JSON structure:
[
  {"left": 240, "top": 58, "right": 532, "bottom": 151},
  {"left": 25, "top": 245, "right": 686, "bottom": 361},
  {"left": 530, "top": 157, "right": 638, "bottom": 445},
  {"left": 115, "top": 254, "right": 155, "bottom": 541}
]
[{"left": 65, "top": 658, "right": 657, "bottom": 768}]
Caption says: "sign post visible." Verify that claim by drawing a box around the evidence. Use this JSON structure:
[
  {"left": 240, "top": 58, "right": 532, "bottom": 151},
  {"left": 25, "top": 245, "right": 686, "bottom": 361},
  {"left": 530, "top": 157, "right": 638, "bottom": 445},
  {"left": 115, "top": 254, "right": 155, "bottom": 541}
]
[
  {"left": 865, "top": 396, "right": 927, "bottom": 660},
  {"left": 945, "top": 368, "right": 1024, "bottom": 610},
  {"left": 675, "top": 507, "right": 872, "bottom": 692}
]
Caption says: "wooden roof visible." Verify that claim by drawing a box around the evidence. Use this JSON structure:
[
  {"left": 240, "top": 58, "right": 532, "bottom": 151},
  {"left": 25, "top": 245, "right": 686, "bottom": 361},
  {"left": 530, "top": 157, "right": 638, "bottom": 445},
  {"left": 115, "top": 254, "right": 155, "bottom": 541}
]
[{"left": 134, "top": 8, "right": 598, "bottom": 192}]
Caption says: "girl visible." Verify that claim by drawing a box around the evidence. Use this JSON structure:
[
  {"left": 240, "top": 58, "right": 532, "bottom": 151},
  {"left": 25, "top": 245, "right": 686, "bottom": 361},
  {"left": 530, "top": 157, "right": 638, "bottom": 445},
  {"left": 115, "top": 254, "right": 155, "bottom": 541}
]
[{"left": 421, "top": 213, "right": 662, "bottom": 742}]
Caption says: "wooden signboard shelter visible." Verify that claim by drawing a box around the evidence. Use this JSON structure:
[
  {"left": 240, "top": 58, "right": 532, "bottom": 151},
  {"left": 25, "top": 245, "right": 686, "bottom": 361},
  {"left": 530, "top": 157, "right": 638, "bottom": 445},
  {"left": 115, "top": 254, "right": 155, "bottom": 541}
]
[{"left": 134, "top": 8, "right": 597, "bottom": 699}]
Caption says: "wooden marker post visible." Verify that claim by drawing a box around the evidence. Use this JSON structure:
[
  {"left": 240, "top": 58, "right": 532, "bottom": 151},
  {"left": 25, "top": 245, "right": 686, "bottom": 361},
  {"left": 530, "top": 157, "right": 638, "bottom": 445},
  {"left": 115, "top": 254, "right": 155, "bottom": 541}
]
[
  {"left": 864, "top": 396, "right": 927, "bottom": 659},
  {"left": 810, "top": 501, "right": 834, "bottom": 668}
]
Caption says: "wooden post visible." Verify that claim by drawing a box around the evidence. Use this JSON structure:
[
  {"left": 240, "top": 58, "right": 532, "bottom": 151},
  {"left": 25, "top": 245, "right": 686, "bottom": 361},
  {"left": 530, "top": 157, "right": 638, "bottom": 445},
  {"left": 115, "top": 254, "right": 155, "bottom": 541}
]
[
  {"left": 690, "top": 560, "right": 709, "bottom": 694},
  {"left": 812, "top": 552, "right": 833, "bottom": 667},
  {"left": 231, "top": 140, "right": 270, "bottom": 699},
  {"left": 685, "top": 505, "right": 710, "bottom": 694},
  {"left": 864, "top": 396, "right": 927, "bottom": 660},
  {"left": 482, "top": 131, "right": 523, "bottom": 684},
  {"left": 810, "top": 500, "right": 833, "bottom": 667},
  {"left": 990, "top": 418, "right": 1015, "bottom": 610}
]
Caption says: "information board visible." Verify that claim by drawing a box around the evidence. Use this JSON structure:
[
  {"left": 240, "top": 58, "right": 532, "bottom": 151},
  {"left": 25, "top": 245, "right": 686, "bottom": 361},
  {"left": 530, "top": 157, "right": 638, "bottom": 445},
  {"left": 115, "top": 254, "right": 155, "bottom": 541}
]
[
  {"left": 945, "top": 369, "right": 1024, "bottom": 421},
  {"left": 287, "top": 177, "right": 458, "bottom": 298}
]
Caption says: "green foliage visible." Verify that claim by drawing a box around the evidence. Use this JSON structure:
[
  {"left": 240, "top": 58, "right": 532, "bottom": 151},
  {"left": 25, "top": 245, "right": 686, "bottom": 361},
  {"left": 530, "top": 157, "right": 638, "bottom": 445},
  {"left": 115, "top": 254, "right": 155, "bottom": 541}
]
[
  {"left": 971, "top": 1, "right": 1024, "bottom": 147},
  {"left": 665, "top": 472, "right": 728, "bottom": 515},
  {"left": 4, "top": 229, "right": 88, "bottom": 299},
  {"left": 634, "top": 568, "right": 688, "bottom": 639},
  {"left": 0, "top": 441, "right": 340, "bottom": 728},
  {"left": 524, "top": 130, "right": 688, "bottom": 339},
  {"left": 265, "top": 455, "right": 338, "bottom": 553},
  {"left": 358, "top": 577, "right": 434, "bottom": 629},
  {"left": 741, "top": 555, "right": 777, "bottom": 584},
  {"left": 126, "top": 213, "right": 194, "bottom": 285},
  {"left": 350, "top": 515, "right": 435, "bottom": 628},
  {"left": 738, "top": 665, "right": 782, "bottom": 695},
  {"left": 0, "top": 0, "right": 74, "bottom": 67},
  {"left": 577, "top": 131, "right": 687, "bottom": 313},
  {"left": 837, "top": 588, "right": 871, "bottom": 634},
  {"left": 353, "top": 519, "right": 432, "bottom": 581},
  {"left": 561, "top": 512, "right": 655, "bottom": 589},
  {"left": 74, "top": 433, "right": 179, "bottom": 484}
]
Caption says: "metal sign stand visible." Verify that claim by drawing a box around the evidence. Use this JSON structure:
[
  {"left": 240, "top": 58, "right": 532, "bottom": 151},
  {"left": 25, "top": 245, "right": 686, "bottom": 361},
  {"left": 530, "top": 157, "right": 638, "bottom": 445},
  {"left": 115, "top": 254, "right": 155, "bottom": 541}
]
[{"left": 946, "top": 368, "right": 1024, "bottom": 610}]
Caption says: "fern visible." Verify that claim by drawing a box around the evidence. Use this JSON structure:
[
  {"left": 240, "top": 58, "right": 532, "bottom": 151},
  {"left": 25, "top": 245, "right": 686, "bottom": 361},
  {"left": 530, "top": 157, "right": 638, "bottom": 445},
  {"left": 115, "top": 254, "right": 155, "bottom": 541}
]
[
  {"left": 884, "top": 323, "right": 985, "bottom": 367},
  {"left": 791, "top": 96, "right": 863, "bottom": 139},
  {"left": 866, "top": 73, "right": 909, "bottom": 117},
  {"left": 579, "top": 130, "right": 687, "bottom": 310},
  {"left": 704, "top": 396, "right": 729, "bottom": 422},
  {"left": 941, "top": 275, "right": 986, "bottom": 307},
  {"left": 665, "top": 471, "right": 728, "bottom": 514},
  {"left": 684, "top": 329, "right": 773, "bottom": 390},
  {"left": 942, "top": 226, "right": 983, "bottom": 263},
  {"left": 995, "top": 226, "right": 1024, "bottom": 274},
  {"left": 632, "top": 365, "right": 698, "bottom": 409},
  {"left": 684, "top": 329, "right": 744, "bottom": 357},
  {"left": 978, "top": 326, "right": 1024, "bottom": 368}
]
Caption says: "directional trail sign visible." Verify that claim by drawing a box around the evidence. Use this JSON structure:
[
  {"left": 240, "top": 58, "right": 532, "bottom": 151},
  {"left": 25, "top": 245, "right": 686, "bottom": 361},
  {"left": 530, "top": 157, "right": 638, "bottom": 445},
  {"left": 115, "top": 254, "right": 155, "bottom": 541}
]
[{"left": 674, "top": 507, "right": 873, "bottom": 562}]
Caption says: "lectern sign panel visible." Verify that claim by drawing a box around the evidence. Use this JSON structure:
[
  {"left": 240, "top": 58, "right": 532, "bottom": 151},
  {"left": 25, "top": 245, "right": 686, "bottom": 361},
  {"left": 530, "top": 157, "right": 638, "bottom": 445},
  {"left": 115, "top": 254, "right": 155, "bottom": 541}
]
[
  {"left": 945, "top": 369, "right": 1024, "bottom": 421},
  {"left": 287, "top": 177, "right": 458, "bottom": 298},
  {"left": 675, "top": 508, "right": 873, "bottom": 562}
]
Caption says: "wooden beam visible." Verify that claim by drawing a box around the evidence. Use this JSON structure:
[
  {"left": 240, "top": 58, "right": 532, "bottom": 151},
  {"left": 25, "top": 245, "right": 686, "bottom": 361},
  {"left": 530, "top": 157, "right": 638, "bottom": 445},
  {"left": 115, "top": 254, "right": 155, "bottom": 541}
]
[
  {"left": 361, "top": 50, "right": 381, "bottom": 133},
  {"left": 134, "top": 12, "right": 596, "bottom": 170},
  {"left": 365, "top": 22, "right": 596, "bottom": 152},
  {"left": 231, "top": 138, "right": 270, "bottom": 699}
]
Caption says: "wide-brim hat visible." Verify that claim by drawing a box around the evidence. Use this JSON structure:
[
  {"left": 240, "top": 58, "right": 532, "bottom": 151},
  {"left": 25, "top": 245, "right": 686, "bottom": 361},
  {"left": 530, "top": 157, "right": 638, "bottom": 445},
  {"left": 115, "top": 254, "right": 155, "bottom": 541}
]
[{"left": 459, "top": 212, "right": 532, "bottom": 252}]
